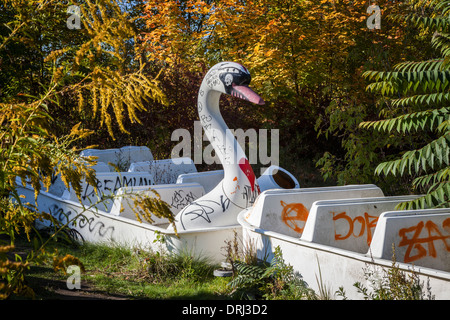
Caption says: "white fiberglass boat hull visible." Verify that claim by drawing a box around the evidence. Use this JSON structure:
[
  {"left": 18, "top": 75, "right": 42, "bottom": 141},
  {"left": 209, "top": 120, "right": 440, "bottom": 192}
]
[
  {"left": 18, "top": 184, "right": 239, "bottom": 264},
  {"left": 238, "top": 205, "right": 450, "bottom": 300}
]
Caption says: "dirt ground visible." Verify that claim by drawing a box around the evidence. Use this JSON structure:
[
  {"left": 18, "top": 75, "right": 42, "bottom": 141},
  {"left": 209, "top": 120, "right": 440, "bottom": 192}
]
[{"left": 28, "top": 276, "right": 130, "bottom": 300}]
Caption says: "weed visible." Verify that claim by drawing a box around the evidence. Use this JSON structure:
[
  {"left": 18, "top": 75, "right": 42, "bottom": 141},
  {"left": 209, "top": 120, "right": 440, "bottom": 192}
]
[
  {"left": 227, "top": 245, "right": 312, "bottom": 300},
  {"left": 144, "top": 248, "right": 215, "bottom": 283},
  {"left": 352, "top": 247, "right": 434, "bottom": 300},
  {"left": 314, "top": 256, "right": 333, "bottom": 300}
]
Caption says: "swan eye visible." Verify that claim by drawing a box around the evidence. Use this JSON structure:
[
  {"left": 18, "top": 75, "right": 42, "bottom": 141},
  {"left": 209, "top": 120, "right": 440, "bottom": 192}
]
[{"left": 224, "top": 74, "right": 233, "bottom": 86}]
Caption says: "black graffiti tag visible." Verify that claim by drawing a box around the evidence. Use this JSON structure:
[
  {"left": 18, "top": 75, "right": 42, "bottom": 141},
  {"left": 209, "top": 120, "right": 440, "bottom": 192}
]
[
  {"left": 82, "top": 175, "right": 153, "bottom": 201},
  {"left": 171, "top": 190, "right": 197, "bottom": 210},
  {"left": 242, "top": 185, "right": 258, "bottom": 207}
]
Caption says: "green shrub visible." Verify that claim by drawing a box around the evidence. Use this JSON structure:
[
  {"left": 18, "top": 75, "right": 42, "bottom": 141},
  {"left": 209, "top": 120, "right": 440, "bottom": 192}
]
[{"left": 228, "top": 246, "right": 313, "bottom": 300}]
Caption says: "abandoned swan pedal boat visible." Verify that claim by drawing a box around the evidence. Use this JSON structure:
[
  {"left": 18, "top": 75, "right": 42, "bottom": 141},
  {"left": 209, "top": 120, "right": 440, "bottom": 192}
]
[
  {"left": 17, "top": 62, "right": 299, "bottom": 262},
  {"left": 16, "top": 62, "right": 449, "bottom": 298}
]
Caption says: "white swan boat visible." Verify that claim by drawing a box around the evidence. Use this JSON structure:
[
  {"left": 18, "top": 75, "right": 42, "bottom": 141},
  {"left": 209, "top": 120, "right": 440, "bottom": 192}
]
[
  {"left": 17, "top": 62, "right": 302, "bottom": 263},
  {"left": 238, "top": 188, "right": 450, "bottom": 299}
]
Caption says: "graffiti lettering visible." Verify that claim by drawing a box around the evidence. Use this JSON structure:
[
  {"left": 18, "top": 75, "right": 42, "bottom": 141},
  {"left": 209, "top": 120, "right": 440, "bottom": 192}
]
[
  {"left": 242, "top": 185, "right": 258, "bottom": 207},
  {"left": 280, "top": 201, "right": 309, "bottom": 234},
  {"left": 220, "top": 194, "right": 230, "bottom": 212},
  {"left": 332, "top": 212, "right": 378, "bottom": 246},
  {"left": 205, "top": 69, "right": 220, "bottom": 88},
  {"left": 82, "top": 175, "right": 152, "bottom": 201},
  {"left": 171, "top": 190, "right": 197, "bottom": 210},
  {"left": 50, "top": 173, "right": 59, "bottom": 185},
  {"left": 181, "top": 199, "right": 220, "bottom": 228},
  {"left": 179, "top": 193, "right": 232, "bottom": 229},
  {"left": 78, "top": 216, "right": 115, "bottom": 238},
  {"left": 399, "top": 218, "right": 450, "bottom": 263},
  {"left": 49, "top": 204, "right": 73, "bottom": 224},
  {"left": 49, "top": 204, "right": 115, "bottom": 239},
  {"left": 201, "top": 114, "right": 212, "bottom": 124}
]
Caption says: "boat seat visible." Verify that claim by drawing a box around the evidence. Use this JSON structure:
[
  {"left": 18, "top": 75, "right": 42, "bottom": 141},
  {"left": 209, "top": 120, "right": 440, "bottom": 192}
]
[
  {"left": 245, "top": 185, "right": 384, "bottom": 238},
  {"left": 369, "top": 208, "right": 450, "bottom": 272},
  {"left": 301, "top": 195, "right": 420, "bottom": 253},
  {"left": 81, "top": 146, "right": 153, "bottom": 172},
  {"left": 177, "top": 170, "right": 224, "bottom": 193},
  {"left": 91, "top": 161, "right": 111, "bottom": 172},
  {"left": 110, "top": 183, "right": 205, "bottom": 225},
  {"left": 62, "top": 171, "right": 155, "bottom": 212},
  {"left": 129, "top": 157, "right": 197, "bottom": 185}
]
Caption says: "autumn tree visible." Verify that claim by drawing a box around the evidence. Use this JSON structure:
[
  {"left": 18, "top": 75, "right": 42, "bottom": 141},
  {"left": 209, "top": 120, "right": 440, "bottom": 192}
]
[
  {"left": 314, "top": 0, "right": 438, "bottom": 193},
  {"left": 0, "top": 0, "right": 169, "bottom": 298},
  {"left": 360, "top": 0, "right": 450, "bottom": 208}
]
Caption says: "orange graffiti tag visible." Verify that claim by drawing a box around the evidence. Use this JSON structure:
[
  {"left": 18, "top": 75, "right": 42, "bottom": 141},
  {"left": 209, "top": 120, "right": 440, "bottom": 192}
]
[
  {"left": 398, "top": 218, "right": 450, "bottom": 264},
  {"left": 231, "top": 176, "right": 240, "bottom": 194},
  {"left": 280, "top": 201, "right": 309, "bottom": 234},
  {"left": 332, "top": 212, "right": 378, "bottom": 246}
]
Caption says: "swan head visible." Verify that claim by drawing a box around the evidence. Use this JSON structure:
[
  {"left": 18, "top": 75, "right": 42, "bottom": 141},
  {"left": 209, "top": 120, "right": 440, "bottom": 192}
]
[{"left": 203, "top": 62, "right": 265, "bottom": 105}]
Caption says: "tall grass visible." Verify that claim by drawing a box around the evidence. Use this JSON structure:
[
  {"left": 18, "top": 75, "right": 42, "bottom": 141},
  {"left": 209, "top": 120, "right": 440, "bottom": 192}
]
[{"left": 32, "top": 240, "right": 230, "bottom": 299}]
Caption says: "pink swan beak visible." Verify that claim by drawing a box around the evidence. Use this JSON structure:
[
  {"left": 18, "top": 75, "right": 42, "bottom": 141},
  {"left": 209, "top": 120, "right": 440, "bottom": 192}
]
[{"left": 231, "top": 85, "right": 265, "bottom": 105}]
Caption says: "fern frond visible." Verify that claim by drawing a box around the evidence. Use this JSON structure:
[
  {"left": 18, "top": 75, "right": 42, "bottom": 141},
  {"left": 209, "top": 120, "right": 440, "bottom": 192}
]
[
  {"left": 374, "top": 132, "right": 450, "bottom": 176},
  {"left": 233, "top": 260, "right": 265, "bottom": 277},
  {"left": 412, "top": 166, "right": 450, "bottom": 188},
  {"left": 360, "top": 108, "right": 450, "bottom": 134},
  {"left": 393, "top": 59, "right": 444, "bottom": 73},
  {"left": 363, "top": 0, "right": 450, "bottom": 209},
  {"left": 397, "top": 181, "right": 450, "bottom": 209},
  {"left": 390, "top": 14, "right": 450, "bottom": 30},
  {"left": 364, "top": 69, "right": 450, "bottom": 96},
  {"left": 228, "top": 260, "right": 267, "bottom": 290},
  {"left": 431, "top": 32, "right": 450, "bottom": 55},
  {"left": 390, "top": 92, "right": 450, "bottom": 107}
]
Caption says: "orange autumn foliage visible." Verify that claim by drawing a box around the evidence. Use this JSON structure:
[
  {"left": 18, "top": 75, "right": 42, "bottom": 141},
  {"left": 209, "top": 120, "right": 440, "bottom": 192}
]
[{"left": 141, "top": 0, "right": 408, "bottom": 104}]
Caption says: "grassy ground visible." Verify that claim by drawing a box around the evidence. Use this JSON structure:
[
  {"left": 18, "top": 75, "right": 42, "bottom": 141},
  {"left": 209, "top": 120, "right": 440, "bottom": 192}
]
[
  {"left": 5, "top": 209, "right": 435, "bottom": 301},
  {"left": 15, "top": 238, "right": 233, "bottom": 300}
]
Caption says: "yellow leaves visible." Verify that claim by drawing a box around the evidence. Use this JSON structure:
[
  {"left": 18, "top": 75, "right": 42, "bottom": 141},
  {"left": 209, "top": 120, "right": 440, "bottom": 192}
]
[
  {"left": 0, "top": 259, "right": 29, "bottom": 272},
  {"left": 81, "top": 65, "right": 167, "bottom": 139},
  {"left": 77, "top": 91, "right": 85, "bottom": 112},
  {"left": 92, "top": 87, "right": 99, "bottom": 117},
  {"left": 200, "top": 5, "right": 210, "bottom": 15},
  {"left": 0, "top": 244, "right": 34, "bottom": 299},
  {"left": 0, "top": 245, "right": 15, "bottom": 255},
  {"left": 43, "top": 48, "right": 69, "bottom": 64},
  {"left": 73, "top": 0, "right": 136, "bottom": 73},
  {"left": 0, "top": 95, "right": 101, "bottom": 206},
  {"left": 53, "top": 253, "right": 85, "bottom": 274},
  {"left": 125, "top": 188, "right": 177, "bottom": 234},
  {"left": 142, "top": 0, "right": 216, "bottom": 63},
  {"left": 57, "top": 0, "right": 168, "bottom": 139},
  {"left": 69, "top": 122, "right": 92, "bottom": 141},
  {"left": 0, "top": 198, "right": 39, "bottom": 242}
]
